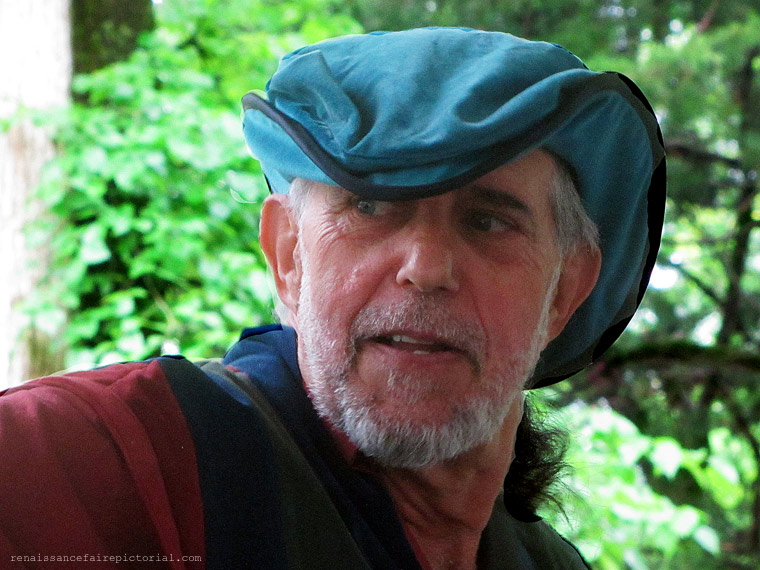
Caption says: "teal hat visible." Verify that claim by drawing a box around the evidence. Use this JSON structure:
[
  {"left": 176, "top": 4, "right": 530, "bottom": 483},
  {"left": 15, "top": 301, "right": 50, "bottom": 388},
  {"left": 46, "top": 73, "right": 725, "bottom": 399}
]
[{"left": 241, "top": 27, "right": 666, "bottom": 388}]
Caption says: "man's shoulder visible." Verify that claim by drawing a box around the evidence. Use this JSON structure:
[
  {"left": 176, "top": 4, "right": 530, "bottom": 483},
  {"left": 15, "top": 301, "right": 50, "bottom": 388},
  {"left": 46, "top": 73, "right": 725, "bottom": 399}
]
[
  {"left": 0, "top": 356, "right": 203, "bottom": 480},
  {"left": 481, "top": 499, "right": 591, "bottom": 570},
  {"left": 511, "top": 517, "right": 591, "bottom": 569},
  {"left": 0, "top": 357, "right": 206, "bottom": 565},
  {"left": 0, "top": 358, "right": 179, "bottom": 423}
]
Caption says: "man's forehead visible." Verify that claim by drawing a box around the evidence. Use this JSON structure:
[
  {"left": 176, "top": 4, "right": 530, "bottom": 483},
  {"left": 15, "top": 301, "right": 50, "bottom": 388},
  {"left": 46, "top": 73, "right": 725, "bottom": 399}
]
[
  {"left": 462, "top": 185, "right": 535, "bottom": 216},
  {"left": 468, "top": 149, "right": 556, "bottom": 200}
]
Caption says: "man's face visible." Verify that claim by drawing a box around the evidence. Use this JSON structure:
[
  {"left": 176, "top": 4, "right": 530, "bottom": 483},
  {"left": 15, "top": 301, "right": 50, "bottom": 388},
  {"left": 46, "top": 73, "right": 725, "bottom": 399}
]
[{"left": 269, "top": 150, "right": 585, "bottom": 468}]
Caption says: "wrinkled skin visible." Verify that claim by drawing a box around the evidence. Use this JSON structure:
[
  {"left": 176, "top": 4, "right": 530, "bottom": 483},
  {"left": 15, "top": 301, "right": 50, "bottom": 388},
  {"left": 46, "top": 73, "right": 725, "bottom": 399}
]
[{"left": 260, "top": 149, "right": 600, "bottom": 468}]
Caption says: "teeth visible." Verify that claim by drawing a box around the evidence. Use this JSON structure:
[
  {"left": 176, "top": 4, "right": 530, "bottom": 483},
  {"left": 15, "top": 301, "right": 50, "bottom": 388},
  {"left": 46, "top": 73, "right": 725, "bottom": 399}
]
[{"left": 391, "top": 334, "right": 435, "bottom": 344}]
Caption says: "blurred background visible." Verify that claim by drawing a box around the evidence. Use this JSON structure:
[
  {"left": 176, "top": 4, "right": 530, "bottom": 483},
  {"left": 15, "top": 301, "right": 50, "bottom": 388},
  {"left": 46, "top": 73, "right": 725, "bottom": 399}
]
[{"left": 1, "top": 0, "right": 759, "bottom": 567}]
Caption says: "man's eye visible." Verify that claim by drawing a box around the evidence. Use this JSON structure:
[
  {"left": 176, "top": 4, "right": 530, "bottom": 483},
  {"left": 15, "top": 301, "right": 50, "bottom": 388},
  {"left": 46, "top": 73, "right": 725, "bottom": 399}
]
[
  {"left": 466, "top": 212, "right": 514, "bottom": 233},
  {"left": 356, "top": 199, "right": 377, "bottom": 215},
  {"left": 354, "top": 198, "right": 392, "bottom": 216}
]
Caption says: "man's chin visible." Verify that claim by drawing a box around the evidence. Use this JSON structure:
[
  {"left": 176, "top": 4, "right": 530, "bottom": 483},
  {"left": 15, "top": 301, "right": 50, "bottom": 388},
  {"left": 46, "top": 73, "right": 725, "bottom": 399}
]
[{"left": 338, "top": 398, "right": 509, "bottom": 469}]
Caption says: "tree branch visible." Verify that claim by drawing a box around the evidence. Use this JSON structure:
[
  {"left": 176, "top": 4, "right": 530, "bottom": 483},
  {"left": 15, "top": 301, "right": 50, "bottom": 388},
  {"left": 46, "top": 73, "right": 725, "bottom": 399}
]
[
  {"left": 602, "top": 341, "right": 760, "bottom": 378},
  {"left": 659, "top": 258, "right": 723, "bottom": 305},
  {"left": 716, "top": 381, "right": 760, "bottom": 552},
  {"left": 717, "top": 45, "right": 760, "bottom": 344},
  {"left": 696, "top": 0, "right": 718, "bottom": 33},
  {"left": 665, "top": 140, "right": 742, "bottom": 169},
  {"left": 736, "top": 45, "right": 760, "bottom": 126},
  {"left": 718, "top": 178, "right": 757, "bottom": 344}
]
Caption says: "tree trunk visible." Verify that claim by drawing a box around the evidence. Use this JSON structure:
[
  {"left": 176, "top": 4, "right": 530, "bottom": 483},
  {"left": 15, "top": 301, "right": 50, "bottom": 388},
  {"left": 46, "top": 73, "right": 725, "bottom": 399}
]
[
  {"left": 0, "top": 0, "right": 72, "bottom": 388},
  {"left": 71, "top": 0, "right": 154, "bottom": 74}
]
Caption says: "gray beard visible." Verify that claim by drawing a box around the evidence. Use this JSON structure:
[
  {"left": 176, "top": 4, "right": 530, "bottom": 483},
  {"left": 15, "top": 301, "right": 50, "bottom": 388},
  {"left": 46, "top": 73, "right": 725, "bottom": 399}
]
[
  {"left": 296, "top": 257, "right": 557, "bottom": 469},
  {"left": 331, "top": 368, "right": 520, "bottom": 468}
]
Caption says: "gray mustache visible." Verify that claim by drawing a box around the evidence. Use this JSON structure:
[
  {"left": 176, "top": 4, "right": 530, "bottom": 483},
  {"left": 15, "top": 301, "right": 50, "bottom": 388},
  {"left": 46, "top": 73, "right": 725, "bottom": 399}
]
[{"left": 348, "top": 297, "right": 486, "bottom": 370}]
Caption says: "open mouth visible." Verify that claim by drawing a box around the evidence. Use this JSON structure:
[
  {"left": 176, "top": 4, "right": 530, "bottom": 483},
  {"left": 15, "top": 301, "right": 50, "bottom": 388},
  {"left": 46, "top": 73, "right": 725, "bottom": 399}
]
[{"left": 372, "top": 334, "right": 456, "bottom": 355}]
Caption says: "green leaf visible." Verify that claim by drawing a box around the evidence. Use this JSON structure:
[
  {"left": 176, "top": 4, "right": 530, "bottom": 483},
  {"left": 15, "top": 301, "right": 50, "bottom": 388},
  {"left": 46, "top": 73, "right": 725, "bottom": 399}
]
[
  {"left": 694, "top": 525, "right": 721, "bottom": 555},
  {"left": 649, "top": 438, "right": 684, "bottom": 480},
  {"left": 708, "top": 455, "right": 740, "bottom": 486},
  {"left": 623, "top": 549, "right": 649, "bottom": 570},
  {"left": 81, "top": 146, "right": 109, "bottom": 175},
  {"left": 79, "top": 225, "right": 111, "bottom": 265},
  {"left": 225, "top": 169, "right": 267, "bottom": 203},
  {"left": 671, "top": 507, "right": 700, "bottom": 537}
]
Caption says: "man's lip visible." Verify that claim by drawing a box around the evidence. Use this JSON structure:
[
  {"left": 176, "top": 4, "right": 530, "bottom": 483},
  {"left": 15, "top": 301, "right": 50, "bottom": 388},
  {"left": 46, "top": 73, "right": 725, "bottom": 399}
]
[{"left": 361, "top": 331, "right": 463, "bottom": 354}]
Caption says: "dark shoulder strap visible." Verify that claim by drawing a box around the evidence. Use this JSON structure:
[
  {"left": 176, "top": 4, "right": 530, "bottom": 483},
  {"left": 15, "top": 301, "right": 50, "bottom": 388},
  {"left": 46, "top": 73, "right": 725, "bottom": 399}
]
[{"left": 159, "top": 356, "right": 371, "bottom": 570}]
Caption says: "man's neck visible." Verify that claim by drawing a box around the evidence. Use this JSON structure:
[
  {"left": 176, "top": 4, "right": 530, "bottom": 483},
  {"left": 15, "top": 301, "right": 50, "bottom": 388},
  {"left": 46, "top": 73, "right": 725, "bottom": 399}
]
[
  {"left": 380, "top": 459, "right": 507, "bottom": 569},
  {"left": 378, "top": 401, "right": 523, "bottom": 570}
]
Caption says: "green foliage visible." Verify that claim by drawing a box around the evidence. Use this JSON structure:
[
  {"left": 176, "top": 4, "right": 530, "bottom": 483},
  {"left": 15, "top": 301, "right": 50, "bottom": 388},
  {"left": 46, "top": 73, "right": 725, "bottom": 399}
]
[
  {"left": 28, "top": 0, "right": 361, "bottom": 368},
  {"left": 540, "top": 400, "right": 722, "bottom": 568},
  {"left": 585, "top": 8, "right": 759, "bottom": 567},
  {"left": 347, "top": 0, "right": 628, "bottom": 57}
]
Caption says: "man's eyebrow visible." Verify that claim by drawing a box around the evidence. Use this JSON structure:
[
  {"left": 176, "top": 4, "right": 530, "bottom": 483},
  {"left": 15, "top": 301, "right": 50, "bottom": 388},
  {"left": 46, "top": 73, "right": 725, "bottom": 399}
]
[{"left": 466, "top": 185, "right": 534, "bottom": 217}]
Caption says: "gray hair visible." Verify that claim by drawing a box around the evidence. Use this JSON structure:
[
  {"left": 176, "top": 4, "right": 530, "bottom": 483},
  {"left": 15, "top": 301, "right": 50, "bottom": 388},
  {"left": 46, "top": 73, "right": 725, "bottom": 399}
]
[
  {"left": 286, "top": 177, "right": 314, "bottom": 224},
  {"left": 547, "top": 157, "right": 600, "bottom": 258}
]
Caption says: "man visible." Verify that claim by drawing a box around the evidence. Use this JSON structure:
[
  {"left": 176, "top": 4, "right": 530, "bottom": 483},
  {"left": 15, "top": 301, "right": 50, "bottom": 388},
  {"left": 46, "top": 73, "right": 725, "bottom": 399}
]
[{"left": 1, "top": 28, "right": 665, "bottom": 569}]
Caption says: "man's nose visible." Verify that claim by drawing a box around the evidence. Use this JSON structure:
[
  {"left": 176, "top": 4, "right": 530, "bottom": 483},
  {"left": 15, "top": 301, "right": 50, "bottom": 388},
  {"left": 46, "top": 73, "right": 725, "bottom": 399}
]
[{"left": 394, "top": 226, "right": 459, "bottom": 293}]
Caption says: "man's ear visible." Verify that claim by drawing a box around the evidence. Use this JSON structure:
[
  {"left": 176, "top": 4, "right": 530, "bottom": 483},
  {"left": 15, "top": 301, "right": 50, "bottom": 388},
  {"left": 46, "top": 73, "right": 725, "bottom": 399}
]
[
  {"left": 259, "top": 194, "right": 302, "bottom": 317},
  {"left": 546, "top": 245, "right": 602, "bottom": 342}
]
